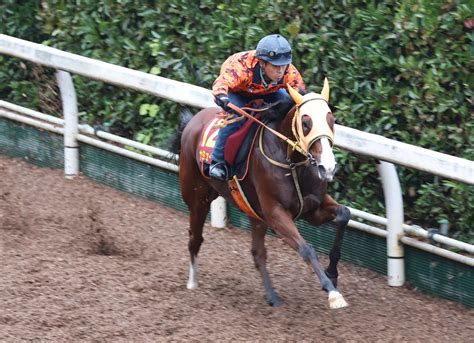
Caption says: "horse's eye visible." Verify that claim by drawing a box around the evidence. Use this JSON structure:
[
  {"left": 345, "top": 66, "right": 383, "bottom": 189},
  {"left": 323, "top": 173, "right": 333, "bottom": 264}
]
[
  {"left": 302, "top": 115, "right": 312, "bottom": 135},
  {"left": 327, "top": 112, "right": 335, "bottom": 128}
]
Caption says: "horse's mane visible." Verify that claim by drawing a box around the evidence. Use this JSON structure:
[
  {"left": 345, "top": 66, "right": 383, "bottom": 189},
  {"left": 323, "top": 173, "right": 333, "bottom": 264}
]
[{"left": 261, "top": 97, "right": 296, "bottom": 122}]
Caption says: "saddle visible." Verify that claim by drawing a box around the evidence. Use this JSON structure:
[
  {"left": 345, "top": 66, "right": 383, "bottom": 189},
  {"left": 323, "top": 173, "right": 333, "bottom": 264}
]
[
  {"left": 197, "top": 113, "right": 263, "bottom": 220},
  {"left": 197, "top": 113, "right": 261, "bottom": 181},
  {"left": 197, "top": 101, "right": 281, "bottom": 221}
]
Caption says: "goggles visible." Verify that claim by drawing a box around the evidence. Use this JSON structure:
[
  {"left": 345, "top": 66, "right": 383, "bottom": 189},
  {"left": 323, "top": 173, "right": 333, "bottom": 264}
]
[{"left": 265, "top": 51, "right": 292, "bottom": 59}]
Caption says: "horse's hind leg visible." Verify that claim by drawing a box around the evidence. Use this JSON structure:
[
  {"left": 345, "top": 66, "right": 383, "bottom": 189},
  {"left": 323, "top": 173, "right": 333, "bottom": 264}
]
[
  {"left": 180, "top": 170, "right": 218, "bottom": 289},
  {"left": 186, "top": 203, "right": 208, "bottom": 289},
  {"left": 250, "top": 218, "right": 283, "bottom": 307}
]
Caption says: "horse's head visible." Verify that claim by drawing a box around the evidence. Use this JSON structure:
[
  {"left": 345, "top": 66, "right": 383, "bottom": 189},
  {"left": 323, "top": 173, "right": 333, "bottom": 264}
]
[{"left": 287, "top": 78, "right": 336, "bottom": 182}]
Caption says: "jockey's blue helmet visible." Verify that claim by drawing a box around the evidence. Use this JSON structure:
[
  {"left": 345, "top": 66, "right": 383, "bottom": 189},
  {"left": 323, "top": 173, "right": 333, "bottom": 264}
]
[{"left": 255, "top": 34, "right": 292, "bottom": 66}]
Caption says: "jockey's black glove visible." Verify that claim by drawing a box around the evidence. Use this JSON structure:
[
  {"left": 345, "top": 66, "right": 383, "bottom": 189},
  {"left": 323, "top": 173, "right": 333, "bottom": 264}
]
[{"left": 215, "top": 94, "right": 231, "bottom": 112}]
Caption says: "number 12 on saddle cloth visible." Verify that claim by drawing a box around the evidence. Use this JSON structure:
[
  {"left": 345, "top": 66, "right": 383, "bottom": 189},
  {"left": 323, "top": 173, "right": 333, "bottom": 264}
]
[{"left": 197, "top": 115, "right": 263, "bottom": 220}]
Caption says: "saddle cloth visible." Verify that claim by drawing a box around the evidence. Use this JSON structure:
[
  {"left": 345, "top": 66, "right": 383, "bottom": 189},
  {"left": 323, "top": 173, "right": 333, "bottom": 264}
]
[
  {"left": 197, "top": 109, "right": 264, "bottom": 221},
  {"left": 197, "top": 115, "right": 260, "bottom": 181}
]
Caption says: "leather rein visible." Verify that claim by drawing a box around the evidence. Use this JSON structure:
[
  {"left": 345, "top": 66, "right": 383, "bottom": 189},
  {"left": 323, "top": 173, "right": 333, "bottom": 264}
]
[
  {"left": 227, "top": 102, "right": 310, "bottom": 160},
  {"left": 227, "top": 101, "right": 325, "bottom": 168}
]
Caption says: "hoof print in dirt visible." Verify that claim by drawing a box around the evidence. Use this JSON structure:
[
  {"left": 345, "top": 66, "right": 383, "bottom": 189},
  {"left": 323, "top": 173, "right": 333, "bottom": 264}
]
[{"left": 92, "top": 231, "right": 121, "bottom": 256}]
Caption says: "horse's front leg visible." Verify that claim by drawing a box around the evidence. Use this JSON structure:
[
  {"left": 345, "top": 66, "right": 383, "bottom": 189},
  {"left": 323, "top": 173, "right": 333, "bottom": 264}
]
[
  {"left": 263, "top": 206, "right": 348, "bottom": 309},
  {"left": 249, "top": 218, "right": 283, "bottom": 307},
  {"left": 306, "top": 194, "right": 351, "bottom": 288}
]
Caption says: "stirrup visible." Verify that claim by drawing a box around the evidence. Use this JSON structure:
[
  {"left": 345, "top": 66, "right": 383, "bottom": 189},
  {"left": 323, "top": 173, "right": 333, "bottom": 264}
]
[{"left": 209, "top": 161, "right": 228, "bottom": 180}]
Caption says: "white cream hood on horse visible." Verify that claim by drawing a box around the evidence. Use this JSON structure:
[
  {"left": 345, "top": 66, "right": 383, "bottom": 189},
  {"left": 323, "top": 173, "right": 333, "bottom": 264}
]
[
  {"left": 287, "top": 78, "right": 337, "bottom": 182},
  {"left": 287, "top": 78, "right": 335, "bottom": 152}
]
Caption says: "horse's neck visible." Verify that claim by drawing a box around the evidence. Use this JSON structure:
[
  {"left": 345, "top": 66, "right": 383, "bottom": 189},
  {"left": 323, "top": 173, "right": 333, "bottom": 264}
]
[
  {"left": 262, "top": 112, "right": 326, "bottom": 205},
  {"left": 278, "top": 107, "right": 296, "bottom": 138},
  {"left": 259, "top": 109, "right": 326, "bottom": 204},
  {"left": 266, "top": 109, "right": 307, "bottom": 164}
]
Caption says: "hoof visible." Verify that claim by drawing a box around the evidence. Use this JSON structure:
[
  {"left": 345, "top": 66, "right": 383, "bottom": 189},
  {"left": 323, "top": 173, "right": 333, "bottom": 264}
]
[
  {"left": 328, "top": 290, "right": 348, "bottom": 309},
  {"left": 267, "top": 293, "right": 284, "bottom": 307},
  {"left": 187, "top": 280, "right": 198, "bottom": 289}
]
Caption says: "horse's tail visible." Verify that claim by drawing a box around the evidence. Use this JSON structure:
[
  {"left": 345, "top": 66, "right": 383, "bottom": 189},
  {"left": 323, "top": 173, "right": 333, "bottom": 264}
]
[{"left": 168, "top": 108, "right": 194, "bottom": 156}]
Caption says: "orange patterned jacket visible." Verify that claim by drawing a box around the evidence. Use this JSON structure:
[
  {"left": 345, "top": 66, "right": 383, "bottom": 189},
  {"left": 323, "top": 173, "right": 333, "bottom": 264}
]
[{"left": 212, "top": 50, "right": 305, "bottom": 98}]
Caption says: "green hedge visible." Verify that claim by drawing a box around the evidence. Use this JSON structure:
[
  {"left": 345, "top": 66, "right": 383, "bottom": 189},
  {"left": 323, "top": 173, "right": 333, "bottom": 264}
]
[{"left": 1, "top": 0, "right": 472, "bottom": 242}]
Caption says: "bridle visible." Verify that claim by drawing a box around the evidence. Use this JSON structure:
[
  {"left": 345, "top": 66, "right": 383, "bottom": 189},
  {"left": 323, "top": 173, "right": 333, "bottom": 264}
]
[
  {"left": 291, "top": 96, "right": 335, "bottom": 164},
  {"left": 227, "top": 96, "right": 334, "bottom": 167}
]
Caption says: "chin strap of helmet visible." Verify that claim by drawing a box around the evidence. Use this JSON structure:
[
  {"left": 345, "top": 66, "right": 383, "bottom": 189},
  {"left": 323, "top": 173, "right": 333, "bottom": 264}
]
[{"left": 259, "top": 66, "right": 278, "bottom": 87}]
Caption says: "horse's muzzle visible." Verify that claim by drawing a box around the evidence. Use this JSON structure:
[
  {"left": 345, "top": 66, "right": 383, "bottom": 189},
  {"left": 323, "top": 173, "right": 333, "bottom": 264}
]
[{"left": 318, "top": 164, "right": 337, "bottom": 182}]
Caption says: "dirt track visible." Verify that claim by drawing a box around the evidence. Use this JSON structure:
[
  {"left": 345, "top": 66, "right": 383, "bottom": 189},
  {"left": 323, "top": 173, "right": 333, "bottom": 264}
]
[{"left": 0, "top": 155, "right": 472, "bottom": 341}]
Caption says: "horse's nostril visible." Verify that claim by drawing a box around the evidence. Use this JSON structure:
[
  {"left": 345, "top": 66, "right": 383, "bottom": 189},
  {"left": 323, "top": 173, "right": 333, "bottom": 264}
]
[{"left": 318, "top": 165, "right": 326, "bottom": 178}]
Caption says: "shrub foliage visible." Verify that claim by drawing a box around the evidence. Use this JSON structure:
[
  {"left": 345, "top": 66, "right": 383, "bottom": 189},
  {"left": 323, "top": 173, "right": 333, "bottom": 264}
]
[{"left": 1, "top": 0, "right": 472, "bottom": 242}]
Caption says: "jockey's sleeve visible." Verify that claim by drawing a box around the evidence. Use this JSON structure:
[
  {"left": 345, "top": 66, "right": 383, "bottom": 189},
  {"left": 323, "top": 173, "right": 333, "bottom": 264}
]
[
  {"left": 285, "top": 64, "right": 306, "bottom": 93},
  {"left": 212, "top": 53, "right": 250, "bottom": 97}
]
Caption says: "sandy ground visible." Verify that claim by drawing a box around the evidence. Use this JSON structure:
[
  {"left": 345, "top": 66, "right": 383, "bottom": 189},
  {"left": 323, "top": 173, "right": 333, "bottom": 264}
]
[{"left": 0, "top": 155, "right": 472, "bottom": 341}]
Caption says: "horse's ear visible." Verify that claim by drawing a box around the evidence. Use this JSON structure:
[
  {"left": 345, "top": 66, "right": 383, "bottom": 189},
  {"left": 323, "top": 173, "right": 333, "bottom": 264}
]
[
  {"left": 287, "top": 83, "right": 303, "bottom": 105},
  {"left": 321, "top": 77, "right": 330, "bottom": 102}
]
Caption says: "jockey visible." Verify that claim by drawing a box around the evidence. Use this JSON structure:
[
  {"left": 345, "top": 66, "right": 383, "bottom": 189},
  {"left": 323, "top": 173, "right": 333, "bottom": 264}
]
[{"left": 209, "top": 34, "right": 306, "bottom": 180}]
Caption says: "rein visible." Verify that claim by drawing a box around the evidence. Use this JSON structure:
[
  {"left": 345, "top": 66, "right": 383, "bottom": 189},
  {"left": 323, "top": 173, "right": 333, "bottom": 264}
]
[
  {"left": 227, "top": 103, "right": 308, "bottom": 158},
  {"left": 227, "top": 101, "right": 324, "bottom": 166}
]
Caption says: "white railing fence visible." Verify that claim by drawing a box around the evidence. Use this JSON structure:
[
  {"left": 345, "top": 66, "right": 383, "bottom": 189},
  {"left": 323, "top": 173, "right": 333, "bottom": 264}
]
[{"left": 1, "top": 35, "right": 473, "bottom": 287}]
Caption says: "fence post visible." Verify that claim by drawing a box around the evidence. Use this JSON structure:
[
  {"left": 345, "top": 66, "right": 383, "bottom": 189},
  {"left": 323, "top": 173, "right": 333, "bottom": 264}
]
[
  {"left": 56, "top": 70, "right": 79, "bottom": 179},
  {"left": 377, "top": 161, "right": 405, "bottom": 286},
  {"left": 211, "top": 196, "right": 227, "bottom": 228}
]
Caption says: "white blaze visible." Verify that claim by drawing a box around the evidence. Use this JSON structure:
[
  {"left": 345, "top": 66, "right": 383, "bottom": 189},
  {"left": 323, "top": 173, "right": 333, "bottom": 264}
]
[{"left": 319, "top": 137, "right": 336, "bottom": 181}]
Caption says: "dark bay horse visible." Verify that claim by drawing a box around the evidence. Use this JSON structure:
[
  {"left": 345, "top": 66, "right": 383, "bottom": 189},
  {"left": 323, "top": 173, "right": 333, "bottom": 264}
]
[{"left": 171, "top": 79, "right": 350, "bottom": 309}]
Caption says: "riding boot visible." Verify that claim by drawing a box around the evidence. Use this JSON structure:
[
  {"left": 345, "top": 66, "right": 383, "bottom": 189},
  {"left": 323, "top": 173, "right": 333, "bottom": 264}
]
[
  {"left": 209, "top": 113, "right": 241, "bottom": 181},
  {"left": 209, "top": 160, "right": 228, "bottom": 180}
]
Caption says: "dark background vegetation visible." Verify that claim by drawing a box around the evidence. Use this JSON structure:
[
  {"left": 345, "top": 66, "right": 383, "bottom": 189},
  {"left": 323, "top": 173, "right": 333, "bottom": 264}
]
[{"left": 0, "top": 0, "right": 472, "bottom": 243}]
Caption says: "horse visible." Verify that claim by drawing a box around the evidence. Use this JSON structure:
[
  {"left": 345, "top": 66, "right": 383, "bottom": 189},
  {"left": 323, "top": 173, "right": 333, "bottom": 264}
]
[{"left": 170, "top": 79, "right": 351, "bottom": 309}]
